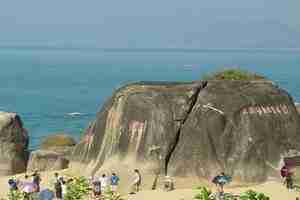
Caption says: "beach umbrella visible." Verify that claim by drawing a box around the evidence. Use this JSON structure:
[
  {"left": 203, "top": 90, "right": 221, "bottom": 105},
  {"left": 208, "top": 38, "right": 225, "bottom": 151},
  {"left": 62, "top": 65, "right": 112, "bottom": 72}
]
[
  {"left": 218, "top": 175, "right": 232, "bottom": 184},
  {"left": 21, "top": 182, "right": 37, "bottom": 193},
  {"left": 212, "top": 174, "right": 232, "bottom": 185}
]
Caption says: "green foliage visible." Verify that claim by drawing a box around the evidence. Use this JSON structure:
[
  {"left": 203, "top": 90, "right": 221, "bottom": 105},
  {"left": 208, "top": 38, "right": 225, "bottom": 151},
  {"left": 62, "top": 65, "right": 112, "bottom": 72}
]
[
  {"left": 194, "top": 187, "right": 269, "bottom": 200},
  {"left": 202, "top": 68, "right": 266, "bottom": 81},
  {"left": 239, "top": 190, "right": 269, "bottom": 200},
  {"left": 102, "top": 190, "right": 125, "bottom": 200},
  {"left": 194, "top": 187, "right": 214, "bottom": 200},
  {"left": 64, "top": 176, "right": 90, "bottom": 200},
  {"left": 7, "top": 190, "right": 23, "bottom": 200},
  {"left": 7, "top": 190, "right": 39, "bottom": 200}
]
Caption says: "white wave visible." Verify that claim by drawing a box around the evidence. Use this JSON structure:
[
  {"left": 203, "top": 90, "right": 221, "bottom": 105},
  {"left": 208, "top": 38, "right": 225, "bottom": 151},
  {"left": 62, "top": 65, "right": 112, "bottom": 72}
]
[
  {"left": 67, "top": 112, "right": 84, "bottom": 117},
  {"left": 295, "top": 102, "right": 300, "bottom": 106}
]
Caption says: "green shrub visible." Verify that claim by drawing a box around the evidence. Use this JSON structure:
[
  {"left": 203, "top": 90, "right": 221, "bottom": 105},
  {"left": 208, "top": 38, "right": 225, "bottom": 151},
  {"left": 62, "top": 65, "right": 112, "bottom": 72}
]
[
  {"left": 194, "top": 187, "right": 214, "bottom": 200},
  {"left": 239, "top": 190, "right": 270, "bottom": 200},
  {"left": 64, "top": 176, "right": 90, "bottom": 200},
  {"left": 194, "top": 187, "right": 269, "bottom": 200},
  {"left": 102, "top": 190, "right": 125, "bottom": 200},
  {"left": 7, "top": 190, "right": 23, "bottom": 200},
  {"left": 202, "top": 68, "right": 266, "bottom": 81}
]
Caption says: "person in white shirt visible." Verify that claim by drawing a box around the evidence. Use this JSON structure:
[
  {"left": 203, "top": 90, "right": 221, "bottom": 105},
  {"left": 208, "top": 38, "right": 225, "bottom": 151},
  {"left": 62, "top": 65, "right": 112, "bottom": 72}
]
[
  {"left": 130, "top": 169, "right": 141, "bottom": 194},
  {"left": 99, "top": 174, "right": 108, "bottom": 192},
  {"left": 61, "top": 181, "right": 67, "bottom": 199},
  {"left": 58, "top": 177, "right": 67, "bottom": 200}
]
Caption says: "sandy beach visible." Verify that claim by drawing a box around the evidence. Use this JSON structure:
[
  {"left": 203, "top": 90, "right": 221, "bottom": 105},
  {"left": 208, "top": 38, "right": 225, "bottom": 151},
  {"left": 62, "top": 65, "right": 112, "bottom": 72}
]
[{"left": 125, "top": 181, "right": 300, "bottom": 200}]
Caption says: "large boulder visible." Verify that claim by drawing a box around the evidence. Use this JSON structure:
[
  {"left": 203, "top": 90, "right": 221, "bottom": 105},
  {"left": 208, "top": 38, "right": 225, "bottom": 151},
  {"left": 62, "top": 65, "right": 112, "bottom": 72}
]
[
  {"left": 40, "top": 133, "right": 76, "bottom": 158},
  {"left": 72, "top": 81, "right": 300, "bottom": 184},
  {"left": 27, "top": 150, "right": 69, "bottom": 172},
  {"left": 168, "top": 81, "right": 300, "bottom": 182},
  {"left": 0, "top": 112, "right": 29, "bottom": 175}
]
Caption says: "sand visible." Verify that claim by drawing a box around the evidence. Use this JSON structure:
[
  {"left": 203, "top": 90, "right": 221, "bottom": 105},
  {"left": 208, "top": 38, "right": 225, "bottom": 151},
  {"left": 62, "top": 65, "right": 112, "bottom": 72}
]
[
  {"left": 0, "top": 169, "right": 299, "bottom": 200},
  {"left": 126, "top": 181, "right": 300, "bottom": 200}
]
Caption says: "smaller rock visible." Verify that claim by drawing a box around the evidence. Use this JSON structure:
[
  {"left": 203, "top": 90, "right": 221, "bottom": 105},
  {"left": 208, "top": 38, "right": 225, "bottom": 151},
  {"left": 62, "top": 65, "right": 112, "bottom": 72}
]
[
  {"left": 27, "top": 150, "right": 69, "bottom": 172},
  {"left": 41, "top": 133, "right": 76, "bottom": 149},
  {"left": 0, "top": 111, "right": 29, "bottom": 175},
  {"left": 40, "top": 133, "right": 76, "bottom": 158}
]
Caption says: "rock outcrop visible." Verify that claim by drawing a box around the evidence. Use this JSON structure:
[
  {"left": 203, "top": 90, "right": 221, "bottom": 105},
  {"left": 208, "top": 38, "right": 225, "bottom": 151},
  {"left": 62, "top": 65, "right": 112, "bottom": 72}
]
[
  {"left": 296, "top": 103, "right": 300, "bottom": 114},
  {"left": 0, "top": 112, "right": 29, "bottom": 175},
  {"left": 40, "top": 133, "right": 76, "bottom": 158},
  {"left": 27, "top": 150, "right": 69, "bottom": 172},
  {"left": 72, "top": 81, "right": 300, "bottom": 184},
  {"left": 27, "top": 133, "right": 77, "bottom": 172}
]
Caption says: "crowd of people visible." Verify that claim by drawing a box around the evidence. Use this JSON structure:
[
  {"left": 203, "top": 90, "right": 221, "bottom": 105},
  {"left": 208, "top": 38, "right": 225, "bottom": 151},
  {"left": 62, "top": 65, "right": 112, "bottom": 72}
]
[
  {"left": 8, "top": 170, "right": 43, "bottom": 199},
  {"left": 88, "top": 172, "right": 120, "bottom": 199},
  {"left": 7, "top": 169, "right": 142, "bottom": 200},
  {"left": 7, "top": 165, "right": 295, "bottom": 199}
]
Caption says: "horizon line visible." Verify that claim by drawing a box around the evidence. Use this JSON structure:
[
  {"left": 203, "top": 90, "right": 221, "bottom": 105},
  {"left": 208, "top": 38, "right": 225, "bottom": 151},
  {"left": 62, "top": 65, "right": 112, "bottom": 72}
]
[{"left": 1, "top": 45, "right": 300, "bottom": 52}]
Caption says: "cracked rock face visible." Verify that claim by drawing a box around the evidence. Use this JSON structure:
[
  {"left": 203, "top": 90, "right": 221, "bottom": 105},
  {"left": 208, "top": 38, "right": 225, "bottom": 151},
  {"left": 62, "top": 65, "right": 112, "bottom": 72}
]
[
  {"left": 72, "top": 82, "right": 205, "bottom": 175},
  {"left": 0, "top": 112, "right": 29, "bottom": 175},
  {"left": 72, "top": 81, "right": 300, "bottom": 183}
]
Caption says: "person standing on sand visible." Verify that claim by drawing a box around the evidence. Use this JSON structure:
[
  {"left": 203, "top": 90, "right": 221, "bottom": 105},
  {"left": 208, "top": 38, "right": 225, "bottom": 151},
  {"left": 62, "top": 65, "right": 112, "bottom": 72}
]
[
  {"left": 52, "top": 173, "right": 59, "bottom": 189},
  {"left": 91, "top": 176, "right": 101, "bottom": 199},
  {"left": 212, "top": 172, "right": 232, "bottom": 197},
  {"left": 110, "top": 173, "right": 120, "bottom": 193},
  {"left": 130, "top": 169, "right": 142, "bottom": 194},
  {"left": 99, "top": 174, "right": 108, "bottom": 192},
  {"left": 32, "top": 170, "right": 41, "bottom": 192},
  {"left": 61, "top": 179, "right": 67, "bottom": 200},
  {"left": 285, "top": 172, "right": 294, "bottom": 191},
  {"left": 8, "top": 178, "right": 18, "bottom": 191},
  {"left": 54, "top": 176, "right": 63, "bottom": 200},
  {"left": 282, "top": 164, "right": 295, "bottom": 191}
]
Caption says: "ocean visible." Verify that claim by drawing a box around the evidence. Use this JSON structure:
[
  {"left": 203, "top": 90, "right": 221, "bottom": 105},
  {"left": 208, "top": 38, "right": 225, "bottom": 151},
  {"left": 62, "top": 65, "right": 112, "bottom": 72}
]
[{"left": 0, "top": 47, "right": 299, "bottom": 149}]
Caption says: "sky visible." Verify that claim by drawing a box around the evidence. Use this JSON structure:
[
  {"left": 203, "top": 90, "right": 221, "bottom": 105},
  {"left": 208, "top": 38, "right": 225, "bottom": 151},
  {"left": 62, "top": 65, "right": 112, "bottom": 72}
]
[{"left": 0, "top": 0, "right": 299, "bottom": 48}]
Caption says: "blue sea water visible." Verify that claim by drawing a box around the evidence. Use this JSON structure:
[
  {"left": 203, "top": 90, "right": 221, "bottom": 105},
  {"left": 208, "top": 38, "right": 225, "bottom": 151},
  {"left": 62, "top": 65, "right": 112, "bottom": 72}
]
[{"left": 0, "top": 47, "right": 299, "bottom": 149}]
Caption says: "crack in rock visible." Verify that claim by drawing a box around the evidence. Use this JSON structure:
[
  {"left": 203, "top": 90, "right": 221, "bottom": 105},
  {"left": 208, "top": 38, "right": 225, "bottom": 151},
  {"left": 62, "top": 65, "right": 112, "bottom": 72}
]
[{"left": 164, "top": 81, "right": 208, "bottom": 175}]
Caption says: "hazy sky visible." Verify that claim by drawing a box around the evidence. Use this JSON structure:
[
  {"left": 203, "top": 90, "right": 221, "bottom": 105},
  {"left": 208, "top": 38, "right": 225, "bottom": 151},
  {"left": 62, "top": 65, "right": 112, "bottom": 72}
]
[{"left": 1, "top": 0, "right": 299, "bottom": 48}]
